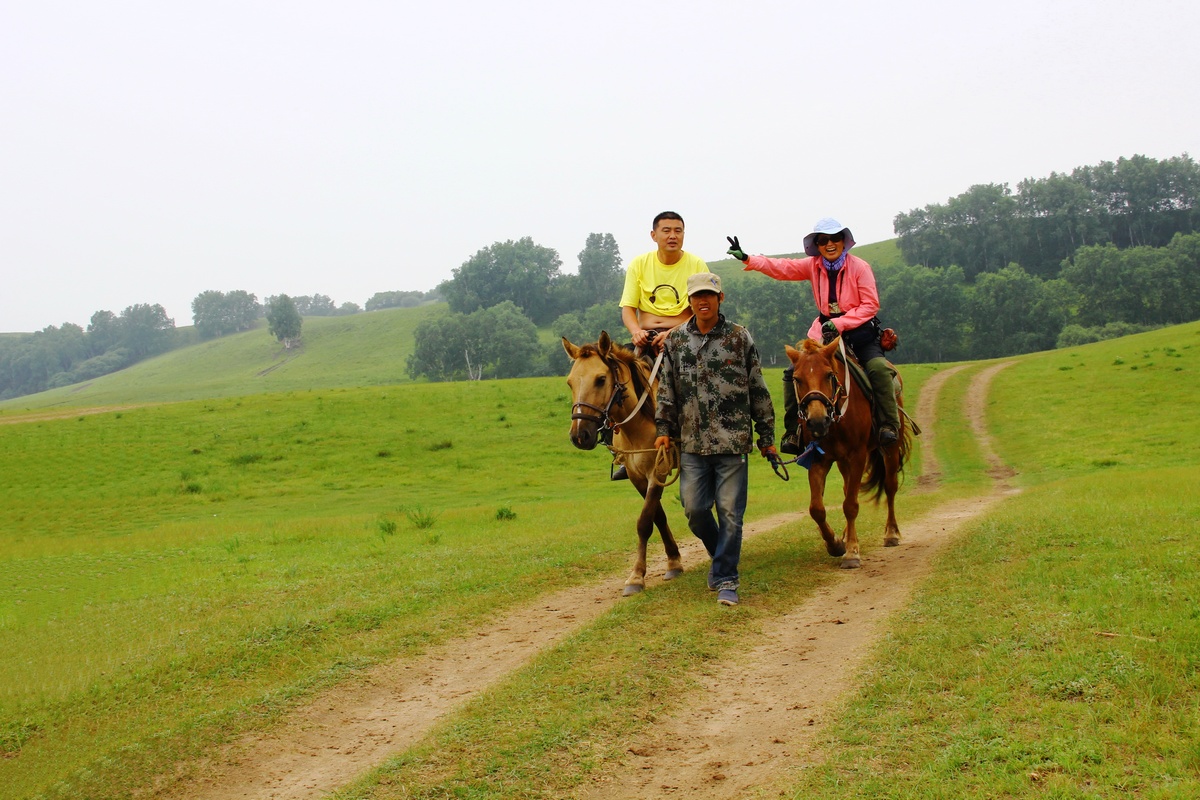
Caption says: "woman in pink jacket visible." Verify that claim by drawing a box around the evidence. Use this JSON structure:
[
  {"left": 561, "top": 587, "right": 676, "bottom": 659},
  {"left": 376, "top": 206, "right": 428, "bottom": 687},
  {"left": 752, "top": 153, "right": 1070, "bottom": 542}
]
[{"left": 726, "top": 217, "right": 900, "bottom": 453}]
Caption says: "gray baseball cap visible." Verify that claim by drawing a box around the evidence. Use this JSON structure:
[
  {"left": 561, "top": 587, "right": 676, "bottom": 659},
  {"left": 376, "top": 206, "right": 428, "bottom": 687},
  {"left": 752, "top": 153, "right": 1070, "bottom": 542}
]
[{"left": 686, "top": 272, "right": 723, "bottom": 296}]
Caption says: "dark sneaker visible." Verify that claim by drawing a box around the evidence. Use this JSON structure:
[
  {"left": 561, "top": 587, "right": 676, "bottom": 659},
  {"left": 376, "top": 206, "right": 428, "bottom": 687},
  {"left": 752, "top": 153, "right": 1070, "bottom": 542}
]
[
  {"left": 780, "top": 434, "right": 802, "bottom": 455},
  {"left": 878, "top": 425, "right": 898, "bottom": 445},
  {"left": 717, "top": 588, "right": 739, "bottom": 606},
  {"left": 611, "top": 465, "right": 629, "bottom": 481}
]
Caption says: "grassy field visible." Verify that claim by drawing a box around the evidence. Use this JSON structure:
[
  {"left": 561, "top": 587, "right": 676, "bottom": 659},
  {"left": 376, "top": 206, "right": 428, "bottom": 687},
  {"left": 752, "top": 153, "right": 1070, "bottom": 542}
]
[
  {"left": 779, "top": 327, "right": 1200, "bottom": 799},
  {"left": 4, "top": 354, "right": 893, "bottom": 798},
  {"left": 1, "top": 321, "right": 1197, "bottom": 798}
]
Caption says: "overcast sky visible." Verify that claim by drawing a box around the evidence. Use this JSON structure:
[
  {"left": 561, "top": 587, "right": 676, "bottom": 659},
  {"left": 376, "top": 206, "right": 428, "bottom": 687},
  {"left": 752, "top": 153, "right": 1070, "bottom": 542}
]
[{"left": 3, "top": 0, "right": 1198, "bottom": 333}]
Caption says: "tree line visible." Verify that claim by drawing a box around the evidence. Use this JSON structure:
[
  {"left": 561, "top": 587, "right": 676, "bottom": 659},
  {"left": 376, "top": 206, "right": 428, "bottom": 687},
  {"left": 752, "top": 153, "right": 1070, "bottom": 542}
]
[
  {"left": 894, "top": 153, "right": 1200, "bottom": 278},
  {"left": 406, "top": 234, "right": 624, "bottom": 381},
  {"left": 0, "top": 304, "right": 177, "bottom": 400},
  {"left": 410, "top": 153, "right": 1200, "bottom": 379}
]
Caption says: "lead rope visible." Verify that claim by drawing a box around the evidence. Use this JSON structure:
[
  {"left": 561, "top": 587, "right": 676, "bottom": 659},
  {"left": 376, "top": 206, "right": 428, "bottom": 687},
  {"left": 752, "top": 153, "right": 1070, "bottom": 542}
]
[{"left": 607, "top": 440, "right": 680, "bottom": 487}]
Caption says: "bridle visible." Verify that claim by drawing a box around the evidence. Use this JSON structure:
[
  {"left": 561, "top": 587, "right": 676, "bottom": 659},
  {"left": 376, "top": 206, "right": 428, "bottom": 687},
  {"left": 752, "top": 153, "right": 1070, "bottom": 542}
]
[
  {"left": 570, "top": 348, "right": 664, "bottom": 447},
  {"left": 570, "top": 359, "right": 629, "bottom": 447},
  {"left": 794, "top": 340, "right": 851, "bottom": 427}
]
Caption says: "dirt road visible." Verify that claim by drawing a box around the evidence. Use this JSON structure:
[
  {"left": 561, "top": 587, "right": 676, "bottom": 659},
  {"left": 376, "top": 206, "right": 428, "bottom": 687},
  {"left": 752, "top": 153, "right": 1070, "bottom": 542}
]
[{"left": 163, "top": 362, "right": 1016, "bottom": 800}]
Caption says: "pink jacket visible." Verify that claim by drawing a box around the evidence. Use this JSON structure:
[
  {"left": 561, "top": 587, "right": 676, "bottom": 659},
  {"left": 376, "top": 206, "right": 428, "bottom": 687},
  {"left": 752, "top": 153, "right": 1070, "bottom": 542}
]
[{"left": 744, "top": 253, "right": 880, "bottom": 341}]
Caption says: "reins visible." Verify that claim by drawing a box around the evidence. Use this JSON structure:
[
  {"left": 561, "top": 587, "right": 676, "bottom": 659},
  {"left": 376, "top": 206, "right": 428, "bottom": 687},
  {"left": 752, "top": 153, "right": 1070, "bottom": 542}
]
[{"left": 612, "top": 347, "right": 666, "bottom": 427}]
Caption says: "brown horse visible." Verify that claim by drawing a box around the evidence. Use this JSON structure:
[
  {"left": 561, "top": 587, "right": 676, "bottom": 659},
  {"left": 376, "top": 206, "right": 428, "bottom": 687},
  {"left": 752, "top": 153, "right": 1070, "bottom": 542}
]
[
  {"left": 785, "top": 338, "right": 911, "bottom": 569},
  {"left": 562, "top": 331, "right": 683, "bottom": 596}
]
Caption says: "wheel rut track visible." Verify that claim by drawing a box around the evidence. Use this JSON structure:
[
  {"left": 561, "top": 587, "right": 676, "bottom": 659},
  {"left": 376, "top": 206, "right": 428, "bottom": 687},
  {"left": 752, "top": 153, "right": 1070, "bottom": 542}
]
[{"left": 161, "top": 362, "right": 1016, "bottom": 800}]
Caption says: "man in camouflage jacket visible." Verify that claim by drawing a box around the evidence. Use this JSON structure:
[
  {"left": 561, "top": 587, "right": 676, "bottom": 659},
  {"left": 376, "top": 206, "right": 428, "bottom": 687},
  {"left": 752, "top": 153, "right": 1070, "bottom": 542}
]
[{"left": 654, "top": 272, "right": 777, "bottom": 606}]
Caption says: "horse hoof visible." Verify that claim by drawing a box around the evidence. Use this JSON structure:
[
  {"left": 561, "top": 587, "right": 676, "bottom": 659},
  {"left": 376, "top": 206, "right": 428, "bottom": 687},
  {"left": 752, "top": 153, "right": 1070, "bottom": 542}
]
[
  {"left": 622, "top": 584, "right": 645, "bottom": 597},
  {"left": 663, "top": 568, "right": 683, "bottom": 581},
  {"left": 826, "top": 544, "right": 846, "bottom": 558},
  {"left": 840, "top": 556, "right": 861, "bottom": 569},
  {"left": 884, "top": 536, "right": 901, "bottom": 547}
]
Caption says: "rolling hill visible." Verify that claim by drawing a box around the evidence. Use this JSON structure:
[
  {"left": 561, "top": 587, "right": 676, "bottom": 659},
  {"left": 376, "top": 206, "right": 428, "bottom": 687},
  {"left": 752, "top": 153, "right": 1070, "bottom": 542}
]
[
  {"left": 0, "top": 238, "right": 906, "bottom": 413},
  {"left": 0, "top": 303, "right": 443, "bottom": 411}
]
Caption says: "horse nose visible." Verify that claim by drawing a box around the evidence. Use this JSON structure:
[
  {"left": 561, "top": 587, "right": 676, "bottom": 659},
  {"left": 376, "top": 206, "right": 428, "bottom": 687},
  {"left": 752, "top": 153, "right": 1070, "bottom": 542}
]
[
  {"left": 807, "top": 418, "right": 830, "bottom": 439},
  {"left": 571, "top": 428, "right": 596, "bottom": 450}
]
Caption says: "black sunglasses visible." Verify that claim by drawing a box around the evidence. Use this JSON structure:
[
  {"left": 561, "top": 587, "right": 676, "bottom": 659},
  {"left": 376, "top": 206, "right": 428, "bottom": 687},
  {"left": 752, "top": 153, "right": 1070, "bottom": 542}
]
[{"left": 815, "top": 232, "right": 845, "bottom": 246}]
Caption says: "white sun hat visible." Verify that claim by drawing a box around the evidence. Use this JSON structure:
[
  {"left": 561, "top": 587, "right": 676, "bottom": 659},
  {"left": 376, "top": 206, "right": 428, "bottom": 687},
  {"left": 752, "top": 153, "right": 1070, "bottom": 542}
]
[{"left": 802, "top": 217, "right": 856, "bottom": 257}]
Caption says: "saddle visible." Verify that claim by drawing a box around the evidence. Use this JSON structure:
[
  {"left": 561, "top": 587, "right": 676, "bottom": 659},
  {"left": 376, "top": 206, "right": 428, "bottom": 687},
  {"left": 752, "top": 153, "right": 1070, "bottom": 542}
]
[
  {"left": 833, "top": 348, "right": 917, "bottom": 434},
  {"left": 833, "top": 348, "right": 897, "bottom": 402}
]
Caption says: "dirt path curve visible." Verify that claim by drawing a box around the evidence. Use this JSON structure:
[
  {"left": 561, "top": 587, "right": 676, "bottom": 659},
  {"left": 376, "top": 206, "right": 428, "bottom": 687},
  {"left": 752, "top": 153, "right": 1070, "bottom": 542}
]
[
  {"left": 163, "top": 362, "right": 1014, "bottom": 800},
  {"left": 579, "top": 360, "right": 1019, "bottom": 800},
  {"left": 912, "top": 364, "right": 970, "bottom": 489}
]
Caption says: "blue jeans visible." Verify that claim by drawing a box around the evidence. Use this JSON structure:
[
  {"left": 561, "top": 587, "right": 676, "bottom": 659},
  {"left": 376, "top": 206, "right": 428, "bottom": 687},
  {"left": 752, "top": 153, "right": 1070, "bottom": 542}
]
[{"left": 679, "top": 453, "right": 748, "bottom": 591}]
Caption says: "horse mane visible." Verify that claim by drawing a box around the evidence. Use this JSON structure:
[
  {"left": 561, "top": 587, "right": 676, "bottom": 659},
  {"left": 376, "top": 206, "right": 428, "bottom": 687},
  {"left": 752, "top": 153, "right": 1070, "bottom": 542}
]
[
  {"left": 797, "top": 338, "right": 823, "bottom": 353},
  {"left": 609, "top": 343, "right": 657, "bottom": 422}
]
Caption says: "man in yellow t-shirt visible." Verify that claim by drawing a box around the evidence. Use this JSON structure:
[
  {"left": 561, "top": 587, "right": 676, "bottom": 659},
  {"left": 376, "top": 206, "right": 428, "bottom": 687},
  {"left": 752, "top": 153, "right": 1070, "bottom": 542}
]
[
  {"left": 620, "top": 211, "right": 709, "bottom": 354},
  {"left": 608, "top": 212, "right": 707, "bottom": 481}
]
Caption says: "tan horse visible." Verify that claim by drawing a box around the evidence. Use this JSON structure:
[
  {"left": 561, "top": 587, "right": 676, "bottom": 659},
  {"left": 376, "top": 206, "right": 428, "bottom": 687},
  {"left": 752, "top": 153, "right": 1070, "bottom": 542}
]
[
  {"left": 785, "top": 338, "right": 912, "bottom": 569},
  {"left": 562, "top": 331, "right": 683, "bottom": 596}
]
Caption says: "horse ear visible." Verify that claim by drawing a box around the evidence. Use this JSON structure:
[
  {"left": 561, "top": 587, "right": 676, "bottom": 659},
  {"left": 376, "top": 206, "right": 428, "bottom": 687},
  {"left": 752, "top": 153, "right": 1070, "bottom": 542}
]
[
  {"left": 562, "top": 337, "right": 580, "bottom": 360},
  {"left": 784, "top": 344, "right": 801, "bottom": 365},
  {"left": 597, "top": 330, "right": 612, "bottom": 356},
  {"left": 822, "top": 339, "right": 840, "bottom": 357}
]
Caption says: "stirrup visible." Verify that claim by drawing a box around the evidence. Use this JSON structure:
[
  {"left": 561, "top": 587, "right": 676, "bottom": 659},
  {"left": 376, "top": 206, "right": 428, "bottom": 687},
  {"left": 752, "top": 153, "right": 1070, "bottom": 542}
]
[
  {"left": 878, "top": 425, "right": 898, "bottom": 445},
  {"left": 780, "top": 434, "right": 802, "bottom": 455},
  {"left": 611, "top": 465, "right": 629, "bottom": 481}
]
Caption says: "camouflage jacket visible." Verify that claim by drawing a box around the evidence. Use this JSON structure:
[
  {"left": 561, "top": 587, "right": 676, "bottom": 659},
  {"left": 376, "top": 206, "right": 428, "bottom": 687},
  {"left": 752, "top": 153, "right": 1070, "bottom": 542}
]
[{"left": 655, "top": 314, "right": 775, "bottom": 455}]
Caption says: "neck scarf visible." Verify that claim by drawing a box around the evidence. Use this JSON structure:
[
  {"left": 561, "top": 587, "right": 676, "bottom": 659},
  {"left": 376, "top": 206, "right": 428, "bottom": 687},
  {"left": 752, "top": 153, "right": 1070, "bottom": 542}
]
[{"left": 822, "top": 252, "right": 848, "bottom": 271}]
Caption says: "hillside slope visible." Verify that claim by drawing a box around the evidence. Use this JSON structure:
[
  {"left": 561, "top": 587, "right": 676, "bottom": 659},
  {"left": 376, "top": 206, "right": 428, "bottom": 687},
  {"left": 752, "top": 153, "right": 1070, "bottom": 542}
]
[{"left": 0, "top": 304, "right": 442, "bottom": 411}]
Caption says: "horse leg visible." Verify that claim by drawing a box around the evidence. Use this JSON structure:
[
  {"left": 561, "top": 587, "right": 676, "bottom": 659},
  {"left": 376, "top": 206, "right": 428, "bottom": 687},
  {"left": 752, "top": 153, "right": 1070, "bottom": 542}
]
[
  {"left": 647, "top": 482, "right": 684, "bottom": 581},
  {"left": 623, "top": 477, "right": 655, "bottom": 596},
  {"left": 882, "top": 447, "right": 902, "bottom": 547},
  {"left": 839, "top": 454, "right": 866, "bottom": 569},
  {"left": 808, "top": 463, "right": 845, "bottom": 558}
]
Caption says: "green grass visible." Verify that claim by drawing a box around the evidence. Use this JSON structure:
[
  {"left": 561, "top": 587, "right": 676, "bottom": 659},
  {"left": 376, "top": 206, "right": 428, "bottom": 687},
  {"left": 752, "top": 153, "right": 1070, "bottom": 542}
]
[
  {"left": 0, "top": 379, "right": 624, "bottom": 797},
  {"left": 988, "top": 329, "right": 1200, "bottom": 484},
  {"left": 2, "top": 319, "right": 1197, "bottom": 799},
  {"left": 789, "top": 468, "right": 1200, "bottom": 799},
  {"left": 336, "top": 323, "right": 1200, "bottom": 800},
  {"left": 778, "top": 323, "right": 1200, "bottom": 799},
  {"left": 0, "top": 352, "right": 939, "bottom": 798}
]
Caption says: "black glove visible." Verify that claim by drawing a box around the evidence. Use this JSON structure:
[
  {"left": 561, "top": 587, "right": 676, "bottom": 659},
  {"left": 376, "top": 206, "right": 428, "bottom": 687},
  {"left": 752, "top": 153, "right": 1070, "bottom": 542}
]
[
  {"left": 725, "top": 235, "right": 748, "bottom": 262},
  {"left": 821, "top": 320, "right": 839, "bottom": 344}
]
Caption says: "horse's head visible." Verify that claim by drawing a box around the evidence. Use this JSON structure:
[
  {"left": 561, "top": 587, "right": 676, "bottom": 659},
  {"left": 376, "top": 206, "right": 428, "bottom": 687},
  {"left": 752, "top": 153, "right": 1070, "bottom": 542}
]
[
  {"left": 785, "top": 338, "right": 846, "bottom": 440},
  {"left": 562, "top": 331, "right": 625, "bottom": 451}
]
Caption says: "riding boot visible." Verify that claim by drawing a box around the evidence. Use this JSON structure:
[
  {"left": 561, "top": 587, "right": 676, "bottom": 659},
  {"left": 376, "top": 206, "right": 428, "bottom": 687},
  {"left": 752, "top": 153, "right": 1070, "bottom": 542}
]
[
  {"left": 780, "top": 368, "right": 801, "bottom": 454},
  {"left": 865, "top": 356, "right": 901, "bottom": 444},
  {"left": 611, "top": 464, "right": 629, "bottom": 481}
]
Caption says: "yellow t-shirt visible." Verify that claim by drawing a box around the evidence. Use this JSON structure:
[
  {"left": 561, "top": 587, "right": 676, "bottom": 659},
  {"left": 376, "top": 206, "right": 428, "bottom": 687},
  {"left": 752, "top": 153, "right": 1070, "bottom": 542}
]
[{"left": 618, "top": 251, "right": 709, "bottom": 317}]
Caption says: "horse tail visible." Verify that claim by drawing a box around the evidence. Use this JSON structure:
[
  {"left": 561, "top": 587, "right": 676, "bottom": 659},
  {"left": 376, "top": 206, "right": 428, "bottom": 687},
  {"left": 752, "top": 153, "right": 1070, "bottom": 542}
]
[
  {"left": 861, "top": 445, "right": 886, "bottom": 502},
  {"left": 861, "top": 418, "right": 912, "bottom": 502}
]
